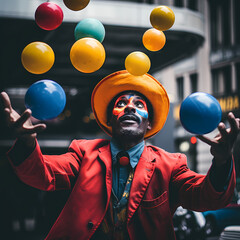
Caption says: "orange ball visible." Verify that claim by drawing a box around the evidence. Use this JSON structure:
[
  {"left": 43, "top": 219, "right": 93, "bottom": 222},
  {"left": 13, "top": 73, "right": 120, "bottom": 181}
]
[
  {"left": 142, "top": 28, "right": 166, "bottom": 51},
  {"left": 21, "top": 42, "right": 55, "bottom": 74},
  {"left": 150, "top": 5, "right": 175, "bottom": 31},
  {"left": 125, "top": 51, "right": 151, "bottom": 76},
  {"left": 63, "top": 0, "right": 90, "bottom": 11},
  {"left": 70, "top": 37, "right": 105, "bottom": 73}
]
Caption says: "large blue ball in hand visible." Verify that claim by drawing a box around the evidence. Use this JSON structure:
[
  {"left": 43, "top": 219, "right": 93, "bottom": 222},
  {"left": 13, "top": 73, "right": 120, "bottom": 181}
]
[
  {"left": 180, "top": 92, "right": 222, "bottom": 135},
  {"left": 25, "top": 80, "right": 66, "bottom": 120}
]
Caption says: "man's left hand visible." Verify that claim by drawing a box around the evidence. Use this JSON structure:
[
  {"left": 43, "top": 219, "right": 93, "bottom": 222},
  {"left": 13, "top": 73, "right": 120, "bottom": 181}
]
[{"left": 197, "top": 112, "right": 240, "bottom": 166}]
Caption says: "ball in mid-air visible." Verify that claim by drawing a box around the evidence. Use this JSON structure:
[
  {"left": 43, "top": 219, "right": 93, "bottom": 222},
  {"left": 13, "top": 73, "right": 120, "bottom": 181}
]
[
  {"left": 35, "top": 2, "right": 64, "bottom": 31},
  {"left": 63, "top": 0, "right": 90, "bottom": 11},
  {"left": 125, "top": 51, "right": 151, "bottom": 76},
  {"left": 70, "top": 37, "right": 106, "bottom": 73},
  {"left": 74, "top": 18, "right": 105, "bottom": 43},
  {"left": 25, "top": 80, "right": 66, "bottom": 120},
  {"left": 180, "top": 92, "right": 222, "bottom": 135},
  {"left": 142, "top": 28, "right": 166, "bottom": 51},
  {"left": 150, "top": 5, "right": 175, "bottom": 31},
  {"left": 21, "top": 42, "right": 55, "bottom": 74}
]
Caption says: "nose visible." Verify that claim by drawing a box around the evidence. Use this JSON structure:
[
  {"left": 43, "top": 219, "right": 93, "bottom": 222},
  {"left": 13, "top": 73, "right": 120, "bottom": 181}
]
[{"left": 124, "top": 103, "right": 136, "bottom": 113}]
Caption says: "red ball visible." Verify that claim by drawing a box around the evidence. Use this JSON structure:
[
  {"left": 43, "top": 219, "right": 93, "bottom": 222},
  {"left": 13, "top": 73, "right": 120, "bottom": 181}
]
[{"left": 35, "top": 2, "right": 63, "bottom": 31}]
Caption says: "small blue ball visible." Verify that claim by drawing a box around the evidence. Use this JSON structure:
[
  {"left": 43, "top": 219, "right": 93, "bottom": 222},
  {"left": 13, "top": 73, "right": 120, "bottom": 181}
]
[
  {"left": 74, "top": 18, "right": 105, "bottom": 43},
  {"left": 25, "top": 80, "right": 66, "bottom": 120},
  {"left": 180, "top": 92, "right": 222, "bottom": 135}
]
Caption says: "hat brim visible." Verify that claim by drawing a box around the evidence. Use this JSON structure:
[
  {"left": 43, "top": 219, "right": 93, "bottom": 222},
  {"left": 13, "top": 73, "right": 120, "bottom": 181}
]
[{"left": 91, "top": 70, "right": 169, "bottom": 139}]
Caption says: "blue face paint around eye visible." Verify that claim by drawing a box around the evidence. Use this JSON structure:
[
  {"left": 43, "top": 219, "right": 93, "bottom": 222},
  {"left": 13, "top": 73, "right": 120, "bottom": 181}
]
[{"left": 136, "top": 108, "right": 148, "bottom": 119}]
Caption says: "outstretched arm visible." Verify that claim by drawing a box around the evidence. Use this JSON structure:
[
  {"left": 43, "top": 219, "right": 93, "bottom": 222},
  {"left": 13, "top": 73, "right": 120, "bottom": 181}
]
[
  {"left": 198, "top": 112, "right": 240, "bottom": 191},
  {"left": 0, "top": 91, "right": 46, "bottom": 162}
]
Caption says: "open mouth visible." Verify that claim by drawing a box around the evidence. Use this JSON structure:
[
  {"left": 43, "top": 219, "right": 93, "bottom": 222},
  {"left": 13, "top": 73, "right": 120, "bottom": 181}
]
[{"left": 119, "top": 114, "right": 140, "bottom": 123}]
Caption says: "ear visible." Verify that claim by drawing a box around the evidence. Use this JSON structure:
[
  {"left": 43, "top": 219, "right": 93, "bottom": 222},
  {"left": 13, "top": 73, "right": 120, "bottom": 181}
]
[{"left": 147, "top": 120, "right": 152, "bottom": 131}]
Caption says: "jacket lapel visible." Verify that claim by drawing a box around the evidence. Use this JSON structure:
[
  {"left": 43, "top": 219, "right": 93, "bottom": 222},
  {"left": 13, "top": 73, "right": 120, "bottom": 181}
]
[
  {"left": 127, "top": 146, "right": 156, "bottom": 223},
  {"left": 98, "top": 144, "right": 113, "bottom": 202}
]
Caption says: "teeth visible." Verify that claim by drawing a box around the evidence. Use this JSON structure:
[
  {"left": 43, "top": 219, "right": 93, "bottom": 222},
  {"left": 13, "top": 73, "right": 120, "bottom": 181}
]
[
  {"left": 120, "top": 115, "right": 139, "bottom": 123},
  {"left": 122, "top": 117, "right": 136, "bottom": 121}
]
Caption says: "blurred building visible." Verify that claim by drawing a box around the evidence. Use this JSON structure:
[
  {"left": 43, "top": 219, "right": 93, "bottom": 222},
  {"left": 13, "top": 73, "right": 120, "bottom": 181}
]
[{"left": 154, "top": 0, "right": 240, "bottom": 180}]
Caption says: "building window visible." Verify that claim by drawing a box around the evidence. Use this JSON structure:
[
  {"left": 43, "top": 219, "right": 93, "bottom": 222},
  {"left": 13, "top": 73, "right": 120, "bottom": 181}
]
[
  {"left": 221, "top": 1, "right": 231, "bottom": 47},
  {"left": 176, "top": 76, "right": 184, "bottom": 101},
  {"left": 190, "top": 73, "right": 198, "bottom": 93},
  {"left": 209, "top": 1, "right": 218, "bottom": 50},
  {"left": 187, "top": 0, "right": 198, "bottom": 11},
  {"left": 235, "top": 62, "right": 240, "bottom": 94},
  {"left": 209, "top": 1, "right": 232, "bottom": 49},
  {"left": 234, "top": 0, "right": 240, "bottom": 44},
  {"left": 174, "top": 0, "right": 184, "bottom": 7},
  {"left": 223, "top": 66, "right": 232, "bottom": 94},
  {"left": 212, "top": 66, "right": 232, "bottom": 95},
  {"left": 212, "top": 69, "right": 219, "bottom": 95}
]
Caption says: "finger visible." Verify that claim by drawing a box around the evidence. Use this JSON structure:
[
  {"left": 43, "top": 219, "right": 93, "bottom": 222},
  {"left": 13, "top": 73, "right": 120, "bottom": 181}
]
[
  {"left": 196, "top": 135, "right": 216, "bottom": 146},
  {"left": 237, "top": 118, "right": 240, "bottom": 130},
  {"left": 3, "top": 108, "right": 13, "bottom": 124},
  {"left": 217, "top": 122, "right": 228, "bottom": 139},
  {"left": 228, "top": 112, "right": 239, "bottom": 134},
  {"left": 23, "top": 124, "right": 47, "bottom": 135},
  {"left": 3, "top": 107, "right": 11, "bottom": 116},
  {"left": 0, "top": 92, "right": 13, "bottom": 110},
  {"left": 13, "top": 109, "right": 32, "bottom": 128}
]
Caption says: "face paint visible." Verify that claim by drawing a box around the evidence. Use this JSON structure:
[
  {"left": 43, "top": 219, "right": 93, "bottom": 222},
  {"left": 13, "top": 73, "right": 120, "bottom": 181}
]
[
  {"left": 112, "top": 94, "right": 149, "bottom": 121},
  {"left": 136, "top": 108, "right": 148, "bottom": 119}
]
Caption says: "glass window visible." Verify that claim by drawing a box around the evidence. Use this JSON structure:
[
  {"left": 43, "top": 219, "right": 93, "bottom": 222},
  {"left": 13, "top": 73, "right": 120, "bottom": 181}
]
[
  {"left": 212, "top": 66, "right": 232, "bottom": 95},
  {"left": 234, "top": 0, "right": 240, "bottom": 44},
  {"left": 223, "top": 66, "right": 232, "bottom": 94},
  {"left": 187, "top": 0, "right": 198, "bottom": 11},
  {"left": 235, "top": 62, "right": 240, "bottom": 94},
  {"left": 209, "top": 1, "right": 218, "bottom": 50},
  {"left": 174, "top": 0, "right": 184, "bottom": 7},
  {"left": 212, "top": 69, "right": 219, "bottom": 95},
  {"left": 176, "top": 76, "right": 184, "bottom": 101},
  {"left": 221, "top": 1, "right": 231, "bottom": 47},
  {"left": 190, "top": 73, "right": 198, "bottom": 93}
]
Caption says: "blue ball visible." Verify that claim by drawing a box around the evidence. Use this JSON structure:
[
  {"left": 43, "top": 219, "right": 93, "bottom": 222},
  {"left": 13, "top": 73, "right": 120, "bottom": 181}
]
[
  {"left": 180, "top": 92, "right": 222, "bottom": 135},
  {"left": 74, "top": 18, "right": 105, "bottom": 43},
  {"left": 25, "top": 80, "right": 66, "bottom": 120}
]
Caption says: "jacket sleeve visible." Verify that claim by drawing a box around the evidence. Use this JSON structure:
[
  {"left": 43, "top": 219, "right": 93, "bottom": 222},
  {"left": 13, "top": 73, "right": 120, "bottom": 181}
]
[
  {"left": 7, "top": 139, "right": 83, "bottom": 191},
  {"left": 170, "top": 153, "right": 236, "bottom": 212}
]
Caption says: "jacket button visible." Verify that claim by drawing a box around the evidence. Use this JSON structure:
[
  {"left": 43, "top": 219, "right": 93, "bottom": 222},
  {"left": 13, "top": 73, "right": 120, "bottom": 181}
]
[{"left": 88, "top": 222, "right": 94, "bottom": 229}]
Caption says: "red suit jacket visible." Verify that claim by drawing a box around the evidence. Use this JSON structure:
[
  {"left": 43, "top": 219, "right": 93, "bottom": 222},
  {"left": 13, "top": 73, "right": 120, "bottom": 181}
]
[{"left": 8, "top": 139, "right": 236, "bottom": 240}]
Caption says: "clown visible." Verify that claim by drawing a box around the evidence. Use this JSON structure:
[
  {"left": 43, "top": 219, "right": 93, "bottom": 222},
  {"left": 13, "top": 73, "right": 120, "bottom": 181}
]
[{"left": 1, "top": 70, "right": 240, "bottom": 240}]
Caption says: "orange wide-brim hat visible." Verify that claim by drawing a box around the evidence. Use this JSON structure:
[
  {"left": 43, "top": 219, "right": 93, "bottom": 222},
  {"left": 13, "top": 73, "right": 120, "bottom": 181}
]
[{"left": 91, "top": 70, "right": 169, "bottom": 139}]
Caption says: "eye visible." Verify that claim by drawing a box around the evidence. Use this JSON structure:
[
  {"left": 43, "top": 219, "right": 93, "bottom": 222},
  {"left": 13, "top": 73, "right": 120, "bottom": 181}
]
[
  {"left": 116, "top": 100, "right": 126, "bottom": 107},
  {"left": 135, "top": 101, "right": 144, "bottom": 108}
]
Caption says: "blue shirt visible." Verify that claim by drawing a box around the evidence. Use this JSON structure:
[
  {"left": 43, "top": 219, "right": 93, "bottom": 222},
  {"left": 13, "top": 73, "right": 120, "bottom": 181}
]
[{"left": 110, "top": 139, "right": 145, "bottom": 200}]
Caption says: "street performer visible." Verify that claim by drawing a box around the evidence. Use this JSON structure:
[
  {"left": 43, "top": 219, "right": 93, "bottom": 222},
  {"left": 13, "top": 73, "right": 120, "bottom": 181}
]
[{"left": 1, "top": 70, "right": 239, "bottom": 239}]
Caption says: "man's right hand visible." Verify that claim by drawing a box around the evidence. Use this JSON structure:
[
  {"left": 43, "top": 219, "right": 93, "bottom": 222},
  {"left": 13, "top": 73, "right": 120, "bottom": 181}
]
[{"left": 0, "top": 91, "right": 46, "bottom": 148}]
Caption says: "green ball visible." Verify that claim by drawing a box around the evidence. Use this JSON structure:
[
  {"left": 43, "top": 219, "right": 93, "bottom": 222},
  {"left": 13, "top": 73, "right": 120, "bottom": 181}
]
[{"left": 74, "top": 18, "right": 105, "bottom": 43}]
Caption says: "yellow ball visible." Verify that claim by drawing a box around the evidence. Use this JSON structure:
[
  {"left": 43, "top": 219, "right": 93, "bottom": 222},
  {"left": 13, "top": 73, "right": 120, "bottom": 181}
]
[
  {"left": 150, "top": 5, "right": 175, "bottom": 31},
  {"left": 142, "top": 28, "right": 166, "bottom": 51},
  {"left": 70, "top": 37, "right": 106, "bottom": 73},
  {"left": 21, "top": 42, "right": 55, "bottom": 74},
  {"left": 63, "top": 0, "right": 90, "bottom": 11},
  {"left": 125, "top": 51, "right": 151, "bottom": 76}
]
